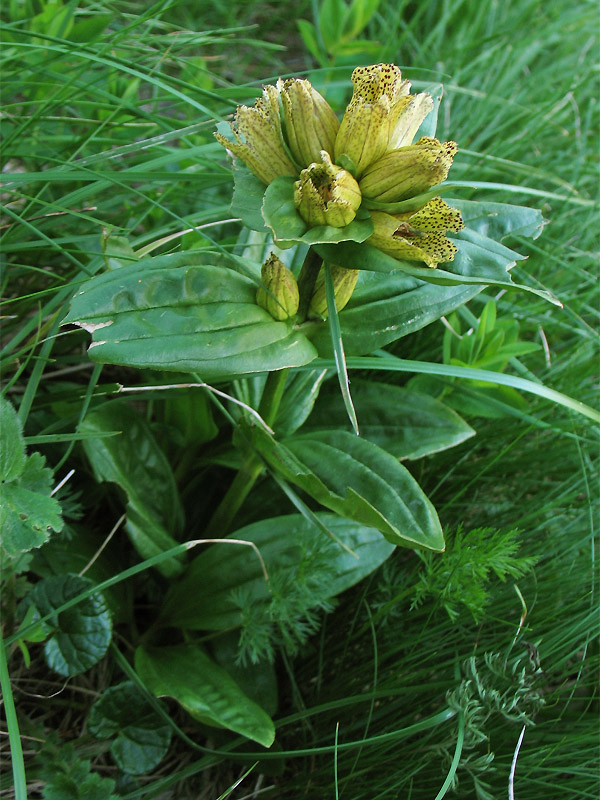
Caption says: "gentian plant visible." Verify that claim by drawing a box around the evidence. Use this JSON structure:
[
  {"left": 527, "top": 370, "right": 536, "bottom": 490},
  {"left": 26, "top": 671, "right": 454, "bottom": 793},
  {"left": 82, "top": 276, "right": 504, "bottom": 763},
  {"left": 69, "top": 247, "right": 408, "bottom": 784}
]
[{"left": 56, "top": 63, "right": 556, "bottom": 752}]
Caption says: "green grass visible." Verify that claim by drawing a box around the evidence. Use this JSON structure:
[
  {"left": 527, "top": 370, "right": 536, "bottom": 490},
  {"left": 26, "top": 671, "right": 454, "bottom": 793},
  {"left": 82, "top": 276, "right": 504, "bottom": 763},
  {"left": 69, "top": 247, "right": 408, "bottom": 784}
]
[{"left": 1, "top": 0, "right": 597, "bottom": 798}]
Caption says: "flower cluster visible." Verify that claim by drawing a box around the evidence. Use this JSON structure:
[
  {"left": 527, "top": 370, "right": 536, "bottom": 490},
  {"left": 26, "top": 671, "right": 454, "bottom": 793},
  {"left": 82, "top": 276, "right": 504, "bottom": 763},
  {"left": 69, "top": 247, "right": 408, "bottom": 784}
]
[{"left": 216, "top": 64, "right": 463, "bottom": 273}]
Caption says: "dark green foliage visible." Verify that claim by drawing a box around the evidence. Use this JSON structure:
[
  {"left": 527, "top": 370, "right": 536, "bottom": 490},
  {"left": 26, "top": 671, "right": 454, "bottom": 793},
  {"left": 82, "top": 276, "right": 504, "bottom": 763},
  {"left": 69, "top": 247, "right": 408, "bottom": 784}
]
[
  {"left": 36, "top": 736, "right": 117, "bottom": 800},
  {"left": 411, "top": 525, "right": 538, "bottom": 621},
  {"left": 0, "top": 0, "right": 596, "bottom": 798}
]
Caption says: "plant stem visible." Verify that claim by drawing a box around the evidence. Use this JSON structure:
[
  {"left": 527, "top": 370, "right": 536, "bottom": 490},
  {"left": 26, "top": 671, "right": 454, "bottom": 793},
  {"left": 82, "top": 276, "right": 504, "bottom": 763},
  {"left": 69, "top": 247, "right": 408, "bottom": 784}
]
[{"left": 202, "top": 367, "right": 289, "bottom": 538}]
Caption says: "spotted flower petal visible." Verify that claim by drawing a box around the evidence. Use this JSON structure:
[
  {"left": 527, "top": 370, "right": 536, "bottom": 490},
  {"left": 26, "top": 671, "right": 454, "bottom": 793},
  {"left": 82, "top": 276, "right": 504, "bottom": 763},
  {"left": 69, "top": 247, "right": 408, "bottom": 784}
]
[
  {"left": 368, "top": 197, "right": 464, "bottom": 267},
  {"left": 360, "top": 138, "right": 458, "bottom": 202},
  {"left": 278, "top": 78, "right": 340, "bottom": 168},
  {"left": 334, "top": 64, "right": 412, "bottom": 177},
  {"left": 214, "top": 85, "right": 296, "bottom": 185}
]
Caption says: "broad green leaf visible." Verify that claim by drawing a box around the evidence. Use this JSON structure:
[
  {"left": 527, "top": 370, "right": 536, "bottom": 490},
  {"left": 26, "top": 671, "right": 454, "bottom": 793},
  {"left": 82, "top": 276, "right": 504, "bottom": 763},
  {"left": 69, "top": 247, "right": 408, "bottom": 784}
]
[
  {"left": 135, "top": 644, "right": 275, "bottom": 748},
  {"left": 30, "top": 527, "right": 129, "bottom": 624},
  {"left": 19, "top": 575, "right": 112, "bottom": 677},
  {"left": 81, "top": 402, "right": 185, "bottom": 578},
  {"left": 246, "top": 428, "right": 444, "bottom": 550},
  {"left": 262, "top": 177, "right": 374, "bottom": 248},
  {"left": 212, "top": 632, "right": 278, "bottom": 717},
  {"left": 161, "top": 512, "right": 395, "bottom": 631},
  {"left": 314, "top": 228, "right": 559, "bottom": 304},
  {"left": 1, "top": 452, "right": 63, "bottom": 558},
  {"left": 88, "top": 682, "right": 172, "bottom": 775},
  {"left": 449, "top": 199, "right": 546, "bottom": 241},
  {"left": 230, "top": 158, "right": 268, "bottom": 232},
  {"left": 64, "top": 252, "right": 317, "bottom": 378},
  {"left": 304, "top": 380, "right": 475, "bottom": 459},
  {"left": 274, "top": 368, "right": 328, "bottom": 437},
  {"left": 307, "top": 269, "right": 482, "bottom": 357},
  {"left": 0, "top": 396, "right": 25, "bottom": 481}
]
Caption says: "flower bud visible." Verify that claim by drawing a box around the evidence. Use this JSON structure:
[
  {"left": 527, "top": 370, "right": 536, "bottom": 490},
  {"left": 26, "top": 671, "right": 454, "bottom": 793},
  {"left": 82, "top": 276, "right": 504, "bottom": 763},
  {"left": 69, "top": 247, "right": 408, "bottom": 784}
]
[
  {"left": 294, "top": 151, "right": 362, "bottom": 228},
  {"left": 368, "top": 197, "right": 464, "bottom": 267},
  {"left": 215, "top": 84, "right": 296, "bottom": 185},
  {"left": 256, "top": 254, "right": 300, "bottom": 320},
  {"left": 278, "top": 78, "right": 340, "bottom": 168},
  {"left": 308, "top": 264, "right": 360, "bottom": 319},
  {"left": 360, "top": 138, "right": 458, "bottom": 202}
]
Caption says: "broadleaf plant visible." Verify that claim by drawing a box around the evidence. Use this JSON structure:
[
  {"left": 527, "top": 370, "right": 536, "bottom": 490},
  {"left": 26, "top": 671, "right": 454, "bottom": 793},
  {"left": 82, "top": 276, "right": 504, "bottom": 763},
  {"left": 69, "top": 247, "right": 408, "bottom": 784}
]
[{"left": 6, "top": 58, "right": 561, "bottom": 779}]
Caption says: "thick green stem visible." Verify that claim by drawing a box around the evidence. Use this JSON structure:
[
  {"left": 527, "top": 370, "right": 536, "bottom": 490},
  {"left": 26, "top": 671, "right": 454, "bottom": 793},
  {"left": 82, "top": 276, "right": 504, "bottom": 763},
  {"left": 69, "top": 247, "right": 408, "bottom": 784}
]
[
  {"left": 202, "top": 368, "right": 289, "bottom": 538},
  {"left": 296, "top": 246, "right": 323, "bottom": 322}
]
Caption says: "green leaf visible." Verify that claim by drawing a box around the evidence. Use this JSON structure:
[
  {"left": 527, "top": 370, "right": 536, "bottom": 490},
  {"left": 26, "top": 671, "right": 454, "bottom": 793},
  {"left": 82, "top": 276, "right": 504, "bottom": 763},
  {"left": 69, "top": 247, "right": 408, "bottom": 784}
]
[
  {"left": 414, "top": 83, "right": 443, "bottom": 139},
  {"left": 30, "top": 526, "right": 129, "bottom": 624},
  {"left": 274, "top": 368, "right": 328, "bottom": 437},
  {"left": 135, "top": 644, "right": 276, "bottom": 748},
  {"left": 324, "top": 264, "right": 358, "bottom": 434},
  {"left": 101, "top": 227, "right": 139, "bottom": 270},
  {"left": 38, "top": 737, "right": 117, "bottom": 800},
  {"left": 19, "top": 575, "right": 112, "bottom": 677},
  {"left": 307, "top": 268, "right": 482, "bottom": 357},
  {"left": 262, "top": 177, "right": 374, "bottom": 248},
  {"left": 80, "top": 402, "right": 185, "bottom": 578},
  {"left": 88, "top": 682, "right": 172, "bottom": 775},
  {"left": 211, "top": 633, "right": 278, "bottom": 717},
  {"left": 250, "top": 427, "right": 443, "bottom": 550},
  {"left": 304, "top": 380, "right": 475, "bottom": 459},
  {"left": 161, "top": 512, "right": 395, "bottom": 631},
  {"left": 319, "top": 0, "right": 348, "bottom": 49},
  {"left": 314, "top": 228, "right": 559, "bottom": 304},
  {"left": 1, "top": 452, "right": 63, "bottom": 558},
  {"left": 230, "top": 158, "right": 268, "bottom": 232},
  {"left": 297, "top": 19, "right": 323, "bottom": 64},
  {"left": 449, "top": 199, "right": 546, "bottom": 241},
  {"left": 64, "top": 252, "right": 318, "bottom": 378},
  {"left": 0, "top": 396, "right": 25, "bottom": 481}
]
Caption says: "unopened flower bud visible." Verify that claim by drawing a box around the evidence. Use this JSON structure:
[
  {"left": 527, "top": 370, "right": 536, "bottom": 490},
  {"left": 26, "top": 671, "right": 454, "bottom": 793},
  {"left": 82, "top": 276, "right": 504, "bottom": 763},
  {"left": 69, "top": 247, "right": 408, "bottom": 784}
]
[
  {"left": 256, "top": 254, "right": 300, "bottom": 320},
  {"left": 308, "top": 263, "right": 360, "bottom": 319},
  {"left": 278, "top": 78, "right": 340, "bottom": 168},
  {"left": 294, "top": 151, "right": 362, "bottom": 228},
  {"left": 360, "top": 138, "right": 458, "bottom": 203},
  {"left": 368, "top": 197, "right": 464, "bottom": 267},
  {"left": 215, "top": 84, "right": 296, "bottom": 185}
]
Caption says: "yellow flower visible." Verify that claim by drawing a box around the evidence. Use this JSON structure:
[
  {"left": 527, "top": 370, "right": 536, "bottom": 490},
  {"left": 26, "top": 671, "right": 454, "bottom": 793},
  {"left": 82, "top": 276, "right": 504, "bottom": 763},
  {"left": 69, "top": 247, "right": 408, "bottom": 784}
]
[
  {"left": 308, "top": 264, "right": 360, "bottom": 319},
  {"left": 214, "top": 84, "right": 296, "bottom": 185},
  {"left": 278, "top": 78, "right": 340, "bottom": 168},
  {"left": 256, "top": 254, "right": 300, "bottom": 320},
  {"left": 368, "top": 197, "right": 464, "bottom": 268},
  {"left": 334, "top": 64, "right": 433, "bottom": 177},
  {"left": 294, "top": 151, "right": 362, "bottom": 228},
  {"left": 360, "top": 138, "right": 458, "bottom": 203}
]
